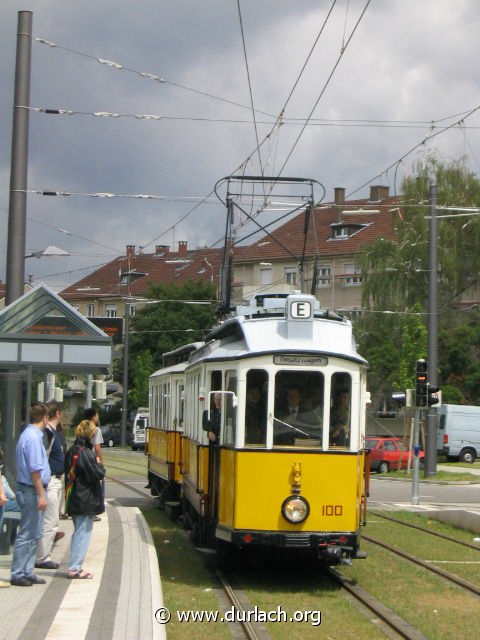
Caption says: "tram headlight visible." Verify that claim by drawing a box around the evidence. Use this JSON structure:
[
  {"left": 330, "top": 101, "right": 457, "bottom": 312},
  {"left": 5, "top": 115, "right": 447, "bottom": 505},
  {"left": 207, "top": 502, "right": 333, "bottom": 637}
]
[{"left": 281, "top": 495, "right": 310, "bottom": 524}]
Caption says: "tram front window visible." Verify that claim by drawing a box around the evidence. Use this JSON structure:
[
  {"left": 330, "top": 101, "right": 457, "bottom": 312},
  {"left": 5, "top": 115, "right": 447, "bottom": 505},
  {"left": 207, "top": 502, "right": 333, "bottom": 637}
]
[{"left": 273, "top": 371, "right": 324, "bottom": 446}]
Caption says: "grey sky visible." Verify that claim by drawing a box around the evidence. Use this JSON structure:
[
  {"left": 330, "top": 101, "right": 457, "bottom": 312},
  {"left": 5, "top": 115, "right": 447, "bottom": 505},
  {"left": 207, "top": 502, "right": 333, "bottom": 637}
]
[{"left": 1, "top": 0, "right": 479, "bottom": 289}]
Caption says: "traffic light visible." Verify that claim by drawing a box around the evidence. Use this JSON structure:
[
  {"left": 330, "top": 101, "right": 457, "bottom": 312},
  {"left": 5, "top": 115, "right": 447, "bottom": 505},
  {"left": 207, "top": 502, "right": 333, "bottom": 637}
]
[
  {"left": 415, "top": 359, "right": 428, "bottom": 407},
  {"left": 428, "top": 386, "right": 441, "bottom": 406}
]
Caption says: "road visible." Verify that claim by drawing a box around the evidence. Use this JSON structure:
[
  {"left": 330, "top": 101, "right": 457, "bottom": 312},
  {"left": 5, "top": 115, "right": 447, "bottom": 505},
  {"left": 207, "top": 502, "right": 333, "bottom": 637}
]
[{"left": 369, "top": 476, "right": 480, "bottom": 511}]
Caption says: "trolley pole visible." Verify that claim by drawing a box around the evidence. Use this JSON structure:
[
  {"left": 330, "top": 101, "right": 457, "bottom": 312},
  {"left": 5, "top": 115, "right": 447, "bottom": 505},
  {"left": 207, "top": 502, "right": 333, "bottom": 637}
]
[
  {"left": 425, "top": 184, "right": 438, "bottom": 477},
  {"left": 411, "top": 407, "right": 420, "bottom": 505}
]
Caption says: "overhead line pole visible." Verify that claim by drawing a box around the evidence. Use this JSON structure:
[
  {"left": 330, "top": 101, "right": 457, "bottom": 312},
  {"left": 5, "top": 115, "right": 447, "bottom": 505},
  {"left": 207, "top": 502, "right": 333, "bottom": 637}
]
[
  {"left": 6, "top": 11, "right": 32, "bottom": 305},
  {"left": 4, "top": 11, "right": 33, "bottom": 476},
  {"left": 425, "top": 184, "right": 438, "bottom": 477}
]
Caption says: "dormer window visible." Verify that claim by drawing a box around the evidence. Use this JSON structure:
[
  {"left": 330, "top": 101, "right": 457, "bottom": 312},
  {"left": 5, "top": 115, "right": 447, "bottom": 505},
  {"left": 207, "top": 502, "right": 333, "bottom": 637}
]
[{"left": 334, "top": 226, "right": 349, "bottom": 239}]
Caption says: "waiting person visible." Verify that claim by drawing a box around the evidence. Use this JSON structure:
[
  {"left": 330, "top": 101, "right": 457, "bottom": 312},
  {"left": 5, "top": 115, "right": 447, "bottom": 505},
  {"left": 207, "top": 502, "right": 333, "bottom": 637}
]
[
  {"left": 202, "top": 393, "right": 221, "bottom": 443},
  {"left": 2, "top": 474, "right": 20, "bottom": 512},
  {"left": 10, "top": 403, "right": 50, "bottom": 587},
  {"left": 83, "top": 408, "right": 103, "bottom": 463},
  {"left": 0, "top": 445, "right": 9, "bottom": 588},
  {"left": 35, "top": 401, "right": 65, "bottom": 570},
  {"left": 83, "top": 408, "right": 103, "bottom": 521},
  {"left": 65, "top": 420, "right": 105, "bottom": 579}
]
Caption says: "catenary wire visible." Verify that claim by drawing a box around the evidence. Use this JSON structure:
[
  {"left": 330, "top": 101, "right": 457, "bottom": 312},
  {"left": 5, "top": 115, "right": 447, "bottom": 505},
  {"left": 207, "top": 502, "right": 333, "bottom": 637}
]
[{"left": 34, "top": 37, "right": 276, "bottom": 119}]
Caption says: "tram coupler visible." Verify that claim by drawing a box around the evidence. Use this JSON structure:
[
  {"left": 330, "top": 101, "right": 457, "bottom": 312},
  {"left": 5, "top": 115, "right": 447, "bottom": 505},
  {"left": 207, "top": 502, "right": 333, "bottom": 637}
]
[{"left": 319, "top": 545, "right": 342, "bottom": 565}]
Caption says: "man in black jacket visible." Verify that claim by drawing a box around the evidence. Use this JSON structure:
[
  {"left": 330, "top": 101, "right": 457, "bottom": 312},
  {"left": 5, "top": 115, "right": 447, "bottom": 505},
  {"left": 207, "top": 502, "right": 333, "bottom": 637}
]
[
  {"left": 203, "top": 393, "right": 221, "bottom": 443},
  {"left": 35, "top": 401, "right": 65, "bottom": 570}
]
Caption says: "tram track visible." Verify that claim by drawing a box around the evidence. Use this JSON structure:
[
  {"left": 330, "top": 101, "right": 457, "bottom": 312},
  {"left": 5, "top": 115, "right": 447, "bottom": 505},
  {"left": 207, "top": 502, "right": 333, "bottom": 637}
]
[
  {"left": 110, "top": 476, "right": 430, "bottom": 639},
  {"left": 364, "top": 533, "right": 480, "bottom": 599},
  {"left": 371, "top": 511, "right": 480, "bottom": 552},
  {"left": 327, "top": 567, "right": 427, "bottom": 640}
]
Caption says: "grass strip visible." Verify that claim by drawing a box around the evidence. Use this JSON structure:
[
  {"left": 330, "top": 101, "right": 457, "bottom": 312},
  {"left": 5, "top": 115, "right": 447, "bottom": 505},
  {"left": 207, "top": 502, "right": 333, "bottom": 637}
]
[
  {"left": 235, "top": 559, "right": 386, "bottom": 639},
  {"left": 340, "top": 538, "right": 480, "bottom": 639},
  {"left": 142, "top": 508, "right": 230, "bottom": 639},
  {"left": 366, "top": 512, "right": 480, "bottom": 587}
]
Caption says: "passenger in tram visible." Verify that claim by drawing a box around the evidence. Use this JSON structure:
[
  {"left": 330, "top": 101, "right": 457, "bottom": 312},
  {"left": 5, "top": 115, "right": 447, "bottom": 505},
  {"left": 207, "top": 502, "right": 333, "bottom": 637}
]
[
  {"left": 202, "top": 393, "right": 221, "bottom": 443},
  {"left": 244, "top": 386, "right": 266, "bottom": 445},
  {"left": 330, "top": 390, "right": 351, "bottom": 447}
]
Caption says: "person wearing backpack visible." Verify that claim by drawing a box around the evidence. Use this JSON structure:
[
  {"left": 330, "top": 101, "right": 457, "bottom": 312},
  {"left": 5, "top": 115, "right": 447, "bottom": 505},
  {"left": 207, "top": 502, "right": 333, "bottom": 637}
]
[
  {"left": 64, "top": 420, "right": 105, "bottom": 579},
  {"left": 35, "top": 401, "right": 65, "bottom": 570}
]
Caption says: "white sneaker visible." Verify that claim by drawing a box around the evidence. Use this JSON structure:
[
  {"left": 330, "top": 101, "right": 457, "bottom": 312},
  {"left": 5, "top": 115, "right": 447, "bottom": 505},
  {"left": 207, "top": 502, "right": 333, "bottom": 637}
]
[{"left": 0, "top": 579, "right": 10, "bottom": 588}]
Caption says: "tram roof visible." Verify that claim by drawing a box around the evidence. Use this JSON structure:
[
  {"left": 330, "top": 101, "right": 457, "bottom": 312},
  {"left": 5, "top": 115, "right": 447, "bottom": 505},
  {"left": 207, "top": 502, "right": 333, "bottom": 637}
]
[
  {"left": 190, "top": 294, "right": 367, "bottom": 366},
  {"left": 150, "top": 360, "right": 189, "bottom": 378}
]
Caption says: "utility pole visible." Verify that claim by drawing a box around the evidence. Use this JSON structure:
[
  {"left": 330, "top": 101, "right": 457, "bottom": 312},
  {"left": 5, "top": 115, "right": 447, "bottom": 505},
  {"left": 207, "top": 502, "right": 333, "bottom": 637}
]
[
  {"left": 120, "top": 276, "right": 131, "bottom": 448},
  {"left": 4, "top": 12, "right": 32, "bottom": 475},
  {"left": 6, "top": 11, "right": 32, "bottom": 305},
  {"left": 411, "top": 407, "right": 420, "bottom": 505},
  {"left": 425, "top": 184, "right": 438, "bottom": 477}
]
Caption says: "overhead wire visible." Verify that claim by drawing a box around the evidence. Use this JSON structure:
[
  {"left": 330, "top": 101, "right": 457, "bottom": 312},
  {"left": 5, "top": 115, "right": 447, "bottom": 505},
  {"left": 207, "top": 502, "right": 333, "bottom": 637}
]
[
  {"left": 35, "top": 37, "right": 276, "bottom": 119},
  {"left": 347, "top": 102, "right": 480, "bottom": 198},
  {"left": 236, "top": 0, "right": 264, "bottom": 178}
]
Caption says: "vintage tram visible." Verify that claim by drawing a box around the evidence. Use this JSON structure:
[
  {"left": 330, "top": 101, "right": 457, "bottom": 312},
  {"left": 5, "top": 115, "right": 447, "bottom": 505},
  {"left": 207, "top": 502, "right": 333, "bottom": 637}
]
[{"left": 147, "top": 292, "right": 369, "bottom": 564}]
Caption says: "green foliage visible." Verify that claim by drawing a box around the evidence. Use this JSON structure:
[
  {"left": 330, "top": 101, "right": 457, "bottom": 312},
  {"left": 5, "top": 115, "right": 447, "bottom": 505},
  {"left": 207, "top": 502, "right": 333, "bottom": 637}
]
[
  {"left": 356, "top": 156, "right": 480, "bottom": 404},
  {"left": 131, "top": 350, "right": 153, "bottom": 408},
  {"left": 129, "top": 280, "right": 217, "bottom": 372},
  {"left": 358, "top": 155, "right": 480, "bottom": 312}
]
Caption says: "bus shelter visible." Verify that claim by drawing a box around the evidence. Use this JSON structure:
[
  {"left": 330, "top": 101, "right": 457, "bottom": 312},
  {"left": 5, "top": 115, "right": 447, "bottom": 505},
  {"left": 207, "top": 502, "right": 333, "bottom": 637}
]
[{"left": 0, "top": 283, "right": 112, "bottom": 474}]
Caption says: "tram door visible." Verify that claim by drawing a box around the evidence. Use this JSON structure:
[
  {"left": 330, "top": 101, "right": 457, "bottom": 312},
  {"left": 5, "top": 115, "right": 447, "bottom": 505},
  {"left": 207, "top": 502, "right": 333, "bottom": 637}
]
[{"left": 207, "top": 371, "right": 222, "bottom": 519}]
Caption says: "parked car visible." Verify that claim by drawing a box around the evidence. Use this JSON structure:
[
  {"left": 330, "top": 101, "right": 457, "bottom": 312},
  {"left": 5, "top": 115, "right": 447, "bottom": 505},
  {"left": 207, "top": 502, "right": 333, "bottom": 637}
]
[
  {"left": 366, "top": 436, "right": 425, "bottom": 473},
  {"left": 100, "top": 425, "right": 121, "bottom": 448},
  {"left": 437, "top": 404, "right": 480, "bottom": 463}
]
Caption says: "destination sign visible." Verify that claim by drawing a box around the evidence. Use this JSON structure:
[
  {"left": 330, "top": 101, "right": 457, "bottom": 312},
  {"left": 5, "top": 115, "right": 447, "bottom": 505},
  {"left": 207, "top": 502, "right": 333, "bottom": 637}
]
[
  {"left": 89, "top": 317, "right": 123, "bottom": 344},
  {"left": 274, "top": 355, "right": 327, "bottom": 366}
]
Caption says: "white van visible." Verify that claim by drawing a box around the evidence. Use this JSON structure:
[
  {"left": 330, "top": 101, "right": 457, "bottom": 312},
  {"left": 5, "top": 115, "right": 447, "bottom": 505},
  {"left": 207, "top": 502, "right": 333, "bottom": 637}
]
[
  {"left": 132, "top": 408, "right": 149, "bottom": 451},
  {"left": 437, "top": 404, "right": 480, "bottom": 463}
]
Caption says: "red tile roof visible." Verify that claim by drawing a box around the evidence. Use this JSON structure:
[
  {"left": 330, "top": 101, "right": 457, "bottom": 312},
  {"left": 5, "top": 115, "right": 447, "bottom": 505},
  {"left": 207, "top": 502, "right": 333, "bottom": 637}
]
[
  {"left": 232, "top": 195, "right": 399, "bottom": 262},
  {"left": 61, "top": 247, "right": 223, "bottom": 300},
  {"left": 61, "top": 194, "right": 399, "bottom": 299}
]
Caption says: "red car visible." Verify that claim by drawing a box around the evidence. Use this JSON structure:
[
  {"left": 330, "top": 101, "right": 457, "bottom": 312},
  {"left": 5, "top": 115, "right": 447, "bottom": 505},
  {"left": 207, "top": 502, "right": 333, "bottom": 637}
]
[{"left": 366, "top": 436, "right": 425, "bottom": 473}]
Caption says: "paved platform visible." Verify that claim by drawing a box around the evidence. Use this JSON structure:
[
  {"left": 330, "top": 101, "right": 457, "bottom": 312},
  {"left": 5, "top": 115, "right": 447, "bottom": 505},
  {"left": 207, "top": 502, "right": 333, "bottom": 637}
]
[{"left": 0, "top": 500, "right": 165, "bottom": 640}]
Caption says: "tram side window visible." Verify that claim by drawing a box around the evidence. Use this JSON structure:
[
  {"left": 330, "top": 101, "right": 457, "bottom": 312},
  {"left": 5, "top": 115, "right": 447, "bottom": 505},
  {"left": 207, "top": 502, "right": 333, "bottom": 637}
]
[
  {"left": 177, "top": 384, "right": 184, "bottom": 430},
  {"left": 329, "top": 373, "right": 352, "bottom": 448},
  {"left": 273, "top": 371, "right": 324, "bottom": 446},
  {"left": 223, "top": 370, "right": 237, "bottom": 446},
  {"left": 245, "top": 370, "right": 268, "bottom": 446}
]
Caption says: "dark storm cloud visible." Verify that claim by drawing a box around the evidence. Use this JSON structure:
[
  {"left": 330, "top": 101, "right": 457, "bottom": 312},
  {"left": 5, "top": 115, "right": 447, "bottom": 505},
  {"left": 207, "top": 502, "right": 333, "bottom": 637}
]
[{"left": 1, "top": 0, "right": 479, "bottom": 288}]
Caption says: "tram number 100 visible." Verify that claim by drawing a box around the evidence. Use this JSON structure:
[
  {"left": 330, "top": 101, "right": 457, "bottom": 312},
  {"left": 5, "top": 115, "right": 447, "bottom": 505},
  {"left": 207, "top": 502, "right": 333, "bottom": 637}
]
[{"left": 322, "top": 505, "right": 343, "bottom": 516}]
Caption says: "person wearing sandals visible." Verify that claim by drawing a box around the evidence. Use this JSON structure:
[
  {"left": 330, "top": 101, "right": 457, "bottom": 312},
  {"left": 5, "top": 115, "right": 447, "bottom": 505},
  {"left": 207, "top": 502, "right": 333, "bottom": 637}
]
[{"left": 64, "top": 420, "right": 105, "bottom": 579}]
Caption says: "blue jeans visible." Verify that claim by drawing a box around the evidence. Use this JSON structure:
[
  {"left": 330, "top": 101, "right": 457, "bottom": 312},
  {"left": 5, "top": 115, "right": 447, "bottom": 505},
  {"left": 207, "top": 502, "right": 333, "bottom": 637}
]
[
  {"left": 11, "top": 484, "right": 46, "bottom": 580},
  {"left": 5, "top": 498, "right": 19, "bottom": 512},
  {"left": 68, "top": 514, "right": 93, "bottom": 573}
]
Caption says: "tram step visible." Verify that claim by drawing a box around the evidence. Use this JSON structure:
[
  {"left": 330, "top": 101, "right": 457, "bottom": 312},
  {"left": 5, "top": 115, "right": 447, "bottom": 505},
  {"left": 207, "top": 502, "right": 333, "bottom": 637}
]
[{"left": 165, "top": 501, "right": 182, "bottom": 520}]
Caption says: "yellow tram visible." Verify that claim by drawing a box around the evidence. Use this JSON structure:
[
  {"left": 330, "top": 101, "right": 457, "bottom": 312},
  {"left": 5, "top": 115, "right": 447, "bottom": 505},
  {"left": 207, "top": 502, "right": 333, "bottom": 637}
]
[{"left": 148, "top": 293, "right": 369, "bottom": 564}]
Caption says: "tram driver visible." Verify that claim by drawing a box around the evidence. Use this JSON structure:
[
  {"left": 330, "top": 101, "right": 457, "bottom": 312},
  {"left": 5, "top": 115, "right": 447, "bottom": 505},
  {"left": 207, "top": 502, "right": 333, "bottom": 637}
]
[{"left": 202, "top": 393, "right": 221, "bottom": 443}]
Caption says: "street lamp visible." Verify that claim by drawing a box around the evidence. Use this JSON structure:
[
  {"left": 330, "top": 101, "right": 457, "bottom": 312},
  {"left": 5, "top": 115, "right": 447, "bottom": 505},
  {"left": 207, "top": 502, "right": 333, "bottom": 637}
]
[{"left": 120, "top": 269, "right": 147, "bottom": 448}]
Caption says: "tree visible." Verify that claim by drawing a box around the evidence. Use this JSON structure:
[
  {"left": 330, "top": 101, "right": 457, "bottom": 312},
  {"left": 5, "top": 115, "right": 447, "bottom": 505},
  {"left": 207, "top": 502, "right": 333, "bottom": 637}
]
[
  {"left": 356, "top": 156, "right": 480, "bottom": 404},
  {"left": 129, "top": 279, "right": 217, "bottom": 379},
  {"left": 358, "top": 155, "right": 480, "bottom": 312},
  {"left": 131, "top": 351, "right": 153, "bottom": 408}
]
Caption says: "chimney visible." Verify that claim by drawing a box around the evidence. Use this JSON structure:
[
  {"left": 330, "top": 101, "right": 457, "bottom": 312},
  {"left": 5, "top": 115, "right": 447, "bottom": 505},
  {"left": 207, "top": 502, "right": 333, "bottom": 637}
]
[
  {"left": 155, "top": 245, "right": 169, "bottom": 253},
  {"left": 369, "top": 185, "right": 389, "bottom": 201},
  {"left": 334, "top": 187, "right": 345, "bottom": 205},
  {"left": 178, "top": 241, "right": 188, "bottom": 258},
  {"left": 126, "top": 244, "right": 135, "bottom": 257}
]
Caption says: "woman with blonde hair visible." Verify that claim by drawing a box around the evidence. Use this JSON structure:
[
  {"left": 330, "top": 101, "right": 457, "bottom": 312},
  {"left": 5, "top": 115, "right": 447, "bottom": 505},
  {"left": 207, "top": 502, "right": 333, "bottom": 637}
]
[{"left": 64, "top": 420, "right": 105, "bottom": 579}]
